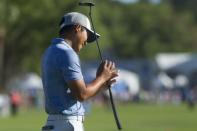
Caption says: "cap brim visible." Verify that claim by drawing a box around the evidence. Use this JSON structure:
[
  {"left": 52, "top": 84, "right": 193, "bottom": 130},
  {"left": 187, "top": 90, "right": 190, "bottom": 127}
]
[{"left": 86, "top": 29, "right": 100, "bottom": 43}]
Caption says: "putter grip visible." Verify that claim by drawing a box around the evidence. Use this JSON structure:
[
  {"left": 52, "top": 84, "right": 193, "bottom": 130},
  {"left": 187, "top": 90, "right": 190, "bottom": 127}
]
[
  {"left": 109, "top": 88, "right": 122, "bottom": 130},
  {"left": 78, "top": 2, "right": 95, "bottom": 6}
]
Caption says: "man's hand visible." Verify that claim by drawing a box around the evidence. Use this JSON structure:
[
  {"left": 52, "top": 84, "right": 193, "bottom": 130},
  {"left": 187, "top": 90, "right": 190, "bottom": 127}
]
[{"left": 96, "top": 60, "right": 118, "bottom": 88}]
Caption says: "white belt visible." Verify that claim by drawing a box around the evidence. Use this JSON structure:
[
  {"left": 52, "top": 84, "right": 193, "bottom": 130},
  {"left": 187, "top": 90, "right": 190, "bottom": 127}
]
[{"left": 48, "top": 114, "right": 85, "bottom": 122}]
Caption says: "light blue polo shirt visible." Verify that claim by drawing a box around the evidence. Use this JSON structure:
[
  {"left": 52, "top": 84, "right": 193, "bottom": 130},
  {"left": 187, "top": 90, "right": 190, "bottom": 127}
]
[{"left": 41, "top": 38, "right": 85, "bottom": 116}]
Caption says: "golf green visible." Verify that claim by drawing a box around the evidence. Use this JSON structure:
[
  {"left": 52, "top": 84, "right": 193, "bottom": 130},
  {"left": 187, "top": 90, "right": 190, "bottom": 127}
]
[{"left": 0, "top": 103, "right": 196, "bottom": 131}]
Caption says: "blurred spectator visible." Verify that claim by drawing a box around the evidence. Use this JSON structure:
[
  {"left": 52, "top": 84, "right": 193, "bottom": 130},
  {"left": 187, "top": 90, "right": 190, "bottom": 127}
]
[
  {"left": 9, "top": 90, "right": 22, "bottom": 116},
  {"left": 187, "top": 89, "right": 195, "bottom": 110},
  {"left": 0, "top": 94, "right": 10, "bottom": 117}
]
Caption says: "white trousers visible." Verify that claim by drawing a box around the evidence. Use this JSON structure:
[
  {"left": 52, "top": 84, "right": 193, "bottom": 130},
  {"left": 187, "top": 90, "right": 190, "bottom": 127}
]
[{"left": 42, "top": 115, "right": 84, "bottom": 131}]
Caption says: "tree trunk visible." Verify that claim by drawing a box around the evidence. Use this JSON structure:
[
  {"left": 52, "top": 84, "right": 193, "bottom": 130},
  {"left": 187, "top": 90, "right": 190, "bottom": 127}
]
[{"left": 0, "top": 29, "right": 5, "bottom": 92}]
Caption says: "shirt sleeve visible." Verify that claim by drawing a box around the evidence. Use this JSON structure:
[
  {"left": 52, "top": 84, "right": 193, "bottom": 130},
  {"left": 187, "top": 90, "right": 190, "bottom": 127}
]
[{"left": 60, "top": 49, "right": 83, "bottom": 81}]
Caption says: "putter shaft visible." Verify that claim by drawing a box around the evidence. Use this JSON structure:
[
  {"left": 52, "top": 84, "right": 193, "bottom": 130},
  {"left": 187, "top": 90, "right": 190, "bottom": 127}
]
[{"left": 79, "top": 3, "right": 122, "bottom": 130}]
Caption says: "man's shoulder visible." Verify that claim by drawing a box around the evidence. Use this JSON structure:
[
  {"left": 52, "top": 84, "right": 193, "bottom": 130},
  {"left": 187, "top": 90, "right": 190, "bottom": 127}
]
[
  {"left": 50, "top": 38, "right": 72, "bottom": 52},
  {"left": 56, "top": 44, "right": 77, "bottom": 58}
]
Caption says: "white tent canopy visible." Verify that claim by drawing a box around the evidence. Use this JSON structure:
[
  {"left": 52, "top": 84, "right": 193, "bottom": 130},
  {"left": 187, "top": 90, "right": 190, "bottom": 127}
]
[
  {"left": 20, "top": 73, "right": 43, "bottom": 90},
  {"left": 156, "top": 53, "right": 192, "bottom": 70},
  {"left": 115, "top": 69, "right": 140, "bottom": 95},
  {"left": 7, "top": 73, "right": 43, "bottom": 90}
]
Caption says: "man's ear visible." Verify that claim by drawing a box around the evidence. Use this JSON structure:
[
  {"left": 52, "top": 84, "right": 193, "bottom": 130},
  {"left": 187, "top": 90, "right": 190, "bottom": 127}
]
[{"left": 74, "top": 25, "right": 82, "bottom": 33}]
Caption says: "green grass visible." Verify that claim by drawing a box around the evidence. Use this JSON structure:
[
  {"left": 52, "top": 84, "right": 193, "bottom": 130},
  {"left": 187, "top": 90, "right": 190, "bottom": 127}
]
[
  {"left": 0, "top": 104, "right": 197, "bottom": 131},
  {"left": 85, "top": 104, "right": 197, "bottom": 131}
]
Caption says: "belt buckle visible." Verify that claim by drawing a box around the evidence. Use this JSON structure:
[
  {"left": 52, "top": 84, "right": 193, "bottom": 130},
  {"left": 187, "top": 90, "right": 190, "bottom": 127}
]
[
  {"left": 42, "top": 125, "right": 54, "bottom": 130},
  {"left": 77, "top": 115, "right": 84, "bottom": 122}
]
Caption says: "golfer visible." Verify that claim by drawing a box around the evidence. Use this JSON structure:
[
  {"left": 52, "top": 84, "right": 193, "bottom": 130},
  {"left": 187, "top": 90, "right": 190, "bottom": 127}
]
[{"left": 41, "top": 12, "right": 118, "bottom": 131}]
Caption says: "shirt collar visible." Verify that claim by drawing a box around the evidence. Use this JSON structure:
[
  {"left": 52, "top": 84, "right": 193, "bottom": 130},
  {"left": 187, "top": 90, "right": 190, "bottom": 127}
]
[{"left": 51, "top": 38, "right": 66, "bottom": 45}]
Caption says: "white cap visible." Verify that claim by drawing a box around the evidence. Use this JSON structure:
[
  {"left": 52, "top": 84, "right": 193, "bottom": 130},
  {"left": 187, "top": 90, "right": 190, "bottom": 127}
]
[{"left": 60, "top": 12, "right": 100, "bottom": 43}]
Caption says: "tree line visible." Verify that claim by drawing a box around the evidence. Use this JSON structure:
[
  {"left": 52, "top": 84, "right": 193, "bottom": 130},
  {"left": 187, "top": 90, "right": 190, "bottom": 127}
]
[{"left": 0, "top": 0, "right": 197, "bottom": 90}]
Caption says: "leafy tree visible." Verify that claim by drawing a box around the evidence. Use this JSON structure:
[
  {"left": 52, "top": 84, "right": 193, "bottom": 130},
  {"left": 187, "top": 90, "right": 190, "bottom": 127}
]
[
  {"left": 99, "top": 2, "right": 197, "bottom": 58},
  {"left": 165, "top": 0, "right": 197, "bottom": 22},
  {"left": 1, "top": 0, "right": 197, "bottom": 91},
  {"left": 1, "top": 0, "right": 79, "bottom": 89},
  {"left": 0, "top": 0, "right": 106, "bottom": 89}
]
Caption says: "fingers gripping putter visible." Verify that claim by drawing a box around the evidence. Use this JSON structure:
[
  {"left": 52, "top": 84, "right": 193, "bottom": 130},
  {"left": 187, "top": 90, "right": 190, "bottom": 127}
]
[{"left": 79, "top": 1, "right": 122, "bottom": 130}]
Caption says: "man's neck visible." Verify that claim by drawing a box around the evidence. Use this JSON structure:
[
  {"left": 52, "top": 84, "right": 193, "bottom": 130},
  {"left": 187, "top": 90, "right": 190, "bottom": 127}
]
[{"left": 64, "top": 38, "right": 72, "bottom": 47}]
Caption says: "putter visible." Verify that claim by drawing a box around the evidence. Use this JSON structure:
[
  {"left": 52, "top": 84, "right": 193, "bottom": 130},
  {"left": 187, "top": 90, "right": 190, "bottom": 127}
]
[{"left": 79, "top": 1, "right": 122, "bottom": 130}]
